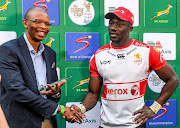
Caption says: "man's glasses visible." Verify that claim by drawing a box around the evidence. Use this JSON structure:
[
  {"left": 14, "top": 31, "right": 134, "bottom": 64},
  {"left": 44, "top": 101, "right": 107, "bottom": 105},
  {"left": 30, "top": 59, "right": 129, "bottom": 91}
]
[{"left": 26, "top": 19, "right": 52, "bottom": 26}]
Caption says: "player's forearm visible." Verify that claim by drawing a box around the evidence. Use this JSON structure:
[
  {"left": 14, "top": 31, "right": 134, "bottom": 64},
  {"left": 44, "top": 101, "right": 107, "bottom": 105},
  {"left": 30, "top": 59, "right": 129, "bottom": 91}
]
[
  {"left": 156, "top": 76, "right": 179, "bottom": 105},
  {"left": 80, "top": 76, "right": 102, "bottom": 112},
  {"left": 81, "top": 91, "right": 99, "bottom": 111}
]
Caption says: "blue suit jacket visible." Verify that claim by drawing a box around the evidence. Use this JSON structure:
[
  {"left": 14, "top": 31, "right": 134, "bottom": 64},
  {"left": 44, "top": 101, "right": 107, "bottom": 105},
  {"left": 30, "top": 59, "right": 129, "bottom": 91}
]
[{"left": 0, "top": 35, "right": 59, "bottom": 128}]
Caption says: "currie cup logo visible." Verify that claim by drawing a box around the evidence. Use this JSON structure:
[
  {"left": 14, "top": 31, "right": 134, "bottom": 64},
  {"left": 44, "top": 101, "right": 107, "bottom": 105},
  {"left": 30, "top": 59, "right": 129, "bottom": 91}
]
[{"left": 68, "top": 0, "right": 95, "bottom": 25}]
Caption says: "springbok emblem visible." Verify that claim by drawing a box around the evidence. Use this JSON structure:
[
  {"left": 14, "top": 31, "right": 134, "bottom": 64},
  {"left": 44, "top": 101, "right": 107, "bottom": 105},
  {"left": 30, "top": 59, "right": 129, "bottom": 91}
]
[
  {"left": 45, "top": 36, "right": 55, "bottom": 47},
  {"left": 72, "top": 78, "right": 90, "bottom": 89},
  {"left": 0, "top": 0, "right": 11, "bottom": 12},
  {"left": 150, "top": 3, "right": 173, "bottom": 20}
]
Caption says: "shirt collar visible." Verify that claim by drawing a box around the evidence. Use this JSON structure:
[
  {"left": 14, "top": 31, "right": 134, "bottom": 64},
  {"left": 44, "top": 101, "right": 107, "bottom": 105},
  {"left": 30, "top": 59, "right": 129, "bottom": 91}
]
[{"left": 23, "top": 33, "right": 45, "bottom": 54}]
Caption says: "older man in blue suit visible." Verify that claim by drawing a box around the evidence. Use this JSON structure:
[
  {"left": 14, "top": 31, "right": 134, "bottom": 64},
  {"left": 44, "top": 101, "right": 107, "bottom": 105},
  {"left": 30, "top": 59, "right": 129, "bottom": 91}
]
[{"left": 0, "top": 7, "right": 81, "bottom": 128}]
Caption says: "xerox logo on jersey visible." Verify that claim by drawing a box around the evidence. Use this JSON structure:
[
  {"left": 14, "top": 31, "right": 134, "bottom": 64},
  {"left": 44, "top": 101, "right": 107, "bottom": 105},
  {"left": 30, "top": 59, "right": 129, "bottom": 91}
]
[
  {"left": 107, "top": 88, "right": 128, "bottom": 96},
  {"left": 65, "top": 32, "right": 100, "bottom": 61},
  {"left": 22, "top": 0, "right": 60, "bottom": 25},
  {"left": 107, "top": 85, "right": 139, "bottom": 97},
  {"left": 68, "top": 0, "right": 95, "bottom": 25},
  {"left": 107, "top": 86, "right": 139, "bottom": 96},
  {"left": 104, "top": 83, "right": 141, "bottom": 100}
]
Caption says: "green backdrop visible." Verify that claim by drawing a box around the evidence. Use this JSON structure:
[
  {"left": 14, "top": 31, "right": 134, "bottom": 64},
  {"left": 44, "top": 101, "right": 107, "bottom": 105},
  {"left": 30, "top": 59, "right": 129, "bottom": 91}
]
[{"left": 0, "top": 0, "right": 179, "bottom": 128}]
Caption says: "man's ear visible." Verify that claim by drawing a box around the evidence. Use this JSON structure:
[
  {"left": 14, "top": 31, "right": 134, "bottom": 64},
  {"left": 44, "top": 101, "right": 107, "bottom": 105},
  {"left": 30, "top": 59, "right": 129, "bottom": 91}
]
[
  {"left": 22, "top": 19, "right": 28, "bottom": 29},
  {"left": 128, "top": 25, "right": 133, "bottom": 32}
]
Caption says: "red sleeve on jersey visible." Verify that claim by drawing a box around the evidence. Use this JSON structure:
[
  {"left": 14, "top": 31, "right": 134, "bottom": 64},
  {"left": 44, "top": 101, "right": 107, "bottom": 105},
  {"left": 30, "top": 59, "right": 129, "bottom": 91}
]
[
  {"left": 89, "top": 55, "right": 100, "bottom": 77},
  {"left": 149, "top": 46, "right": 167, "bottom": 71}
]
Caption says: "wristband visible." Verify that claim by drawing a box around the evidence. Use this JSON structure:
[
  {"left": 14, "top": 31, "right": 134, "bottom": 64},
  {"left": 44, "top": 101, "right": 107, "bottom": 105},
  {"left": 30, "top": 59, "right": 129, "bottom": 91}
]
[
  {"left": 60, "top": 105, "right": 65, "bottom": 115},
  {"left": 149, "top": 101, "right": 162, "bottom": 114},
  {"left": 52, "top": 92, "right": 61, "bottom": 98},
  {"left": 78, "top": 104, "right": 86, "bottom": 114}
]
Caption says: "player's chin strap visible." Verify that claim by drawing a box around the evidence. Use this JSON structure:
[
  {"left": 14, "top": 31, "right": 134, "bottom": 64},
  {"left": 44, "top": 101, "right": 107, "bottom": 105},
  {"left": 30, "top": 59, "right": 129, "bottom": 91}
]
[
  {"left": 149, "top": 101, "right": 162, "bottom": 114},
  {"left": 78, "top": 104, "right": 86, "bottom": 114}
]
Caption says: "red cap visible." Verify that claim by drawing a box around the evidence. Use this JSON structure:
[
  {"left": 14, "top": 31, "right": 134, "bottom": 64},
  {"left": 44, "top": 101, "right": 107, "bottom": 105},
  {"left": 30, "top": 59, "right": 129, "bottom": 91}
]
[{"left": 105, "top": 7, "right": 134, "bottom": 25}]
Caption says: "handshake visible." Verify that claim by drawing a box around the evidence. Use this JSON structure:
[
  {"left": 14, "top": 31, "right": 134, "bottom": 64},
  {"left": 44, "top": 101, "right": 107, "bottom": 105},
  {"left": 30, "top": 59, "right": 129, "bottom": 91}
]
[{"left": 58, "top": 104, "right": 86, "bottom": 124}]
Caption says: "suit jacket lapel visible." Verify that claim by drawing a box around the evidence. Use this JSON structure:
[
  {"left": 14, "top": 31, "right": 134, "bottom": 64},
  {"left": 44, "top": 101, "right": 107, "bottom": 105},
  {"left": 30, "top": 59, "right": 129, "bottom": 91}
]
[
  {"left": 42, "top": 47, "right": 51, "bottom": 84},
  {"left": 17, "top": 35, "right": 37, "bottom": 87}
]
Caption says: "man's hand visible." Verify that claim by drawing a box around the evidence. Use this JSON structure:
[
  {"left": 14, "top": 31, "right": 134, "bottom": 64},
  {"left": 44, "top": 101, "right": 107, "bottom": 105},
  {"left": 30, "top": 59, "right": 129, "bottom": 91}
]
[
  {"left": 40, "top": 80, "right": 66, "bottom": 95},
  {"left": 62, "top": 106, "right": 83, "bottom": 124},
  {"left": 63, "top": 104, "right": 82, "bottom": 123},
  {"left": 70, "top": 104, "right": 81, "bottom": 114},
  {"left": 133, "top": 105, "right": 155, "bottom": 125}
]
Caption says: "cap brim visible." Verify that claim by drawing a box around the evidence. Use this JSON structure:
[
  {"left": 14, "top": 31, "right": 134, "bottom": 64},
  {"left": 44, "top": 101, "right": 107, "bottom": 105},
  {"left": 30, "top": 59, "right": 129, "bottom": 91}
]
[
  {"left": 105, "top": 12, "right": 117, "bottom": 19},
  {"left": 105, "top": 12, "right": 132, "bottom": 25},
  {"left": 105, "top": 12, "right": 125, "bottom": 21}
]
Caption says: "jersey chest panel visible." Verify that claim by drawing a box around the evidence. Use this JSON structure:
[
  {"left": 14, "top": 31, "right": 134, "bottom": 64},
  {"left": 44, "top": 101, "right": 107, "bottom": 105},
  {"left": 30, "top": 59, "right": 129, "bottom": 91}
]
[{"left": 95, "top": 45, "right": 150, "bottom": 83}]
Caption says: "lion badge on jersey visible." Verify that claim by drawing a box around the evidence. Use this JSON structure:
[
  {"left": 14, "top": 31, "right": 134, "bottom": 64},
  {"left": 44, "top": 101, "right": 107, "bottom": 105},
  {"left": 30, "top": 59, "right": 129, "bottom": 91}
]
[{"left": 134, "top": 53, "right": 142, "bottom": 66}]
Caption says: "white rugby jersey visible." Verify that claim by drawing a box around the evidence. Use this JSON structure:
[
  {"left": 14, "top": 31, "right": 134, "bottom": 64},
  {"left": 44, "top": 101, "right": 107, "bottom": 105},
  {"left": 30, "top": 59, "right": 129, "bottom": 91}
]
[{"left": 89, "top": 39, "right": 166, "bottom": 128}]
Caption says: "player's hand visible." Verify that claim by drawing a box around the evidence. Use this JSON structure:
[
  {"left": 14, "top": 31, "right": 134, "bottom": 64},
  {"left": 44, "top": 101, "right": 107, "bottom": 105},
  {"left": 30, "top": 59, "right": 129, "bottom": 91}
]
[
  {"left": 70, "top": 104, "right": 81, "bottom": 114},
  {"left": 63, "top": 104, "right": 83, "bottom": 123},
  {"left": 133, "top": 105, "right": 155, "bottom": 125},
  {"left": 62, "top": 107, "right": 83, "bottom": 124},
  {"left": 40, "top": 80, "right": 66, "bottom": 95}
]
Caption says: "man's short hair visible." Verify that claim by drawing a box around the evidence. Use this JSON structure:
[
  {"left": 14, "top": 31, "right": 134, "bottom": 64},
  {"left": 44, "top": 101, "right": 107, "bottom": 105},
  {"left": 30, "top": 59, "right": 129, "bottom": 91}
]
[{"left": 24, "top": 7, "right": 48, "bottom": 19}]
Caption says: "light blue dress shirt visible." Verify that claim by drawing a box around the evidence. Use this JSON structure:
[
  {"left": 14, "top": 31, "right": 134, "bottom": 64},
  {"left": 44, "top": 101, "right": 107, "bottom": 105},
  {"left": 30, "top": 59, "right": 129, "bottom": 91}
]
[{"left": 23, "top": 33, "right": 58, "bottom": 116}]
